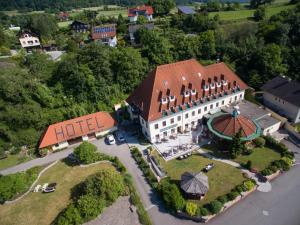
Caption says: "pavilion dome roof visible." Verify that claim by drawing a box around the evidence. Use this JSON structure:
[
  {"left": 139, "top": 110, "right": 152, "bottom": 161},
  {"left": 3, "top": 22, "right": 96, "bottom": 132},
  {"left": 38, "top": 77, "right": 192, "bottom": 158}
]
[{"left": 207, "top": 108, "right": 261, "bottom": 141}]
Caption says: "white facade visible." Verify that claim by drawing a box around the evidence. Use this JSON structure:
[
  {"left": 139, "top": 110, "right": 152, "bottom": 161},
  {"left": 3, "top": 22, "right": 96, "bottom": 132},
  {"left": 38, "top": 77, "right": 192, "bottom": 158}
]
[
  {"left": 263, "top": 92, "right": 300, "bottom": 123},
  {"left": 129, "top": 14, "right": 153, "bottom": 22},
  {"left": 129, "top": 90, "right": 245, "bottom": 143},
  {"left": 262, "top": 122, "right": 281, "bottom": 136},
  {"left": 52, "top": 141, "right": 69, "bottom": 151},
  {"left": 19, "top": 33, "right": 40, "bottom": 48}
]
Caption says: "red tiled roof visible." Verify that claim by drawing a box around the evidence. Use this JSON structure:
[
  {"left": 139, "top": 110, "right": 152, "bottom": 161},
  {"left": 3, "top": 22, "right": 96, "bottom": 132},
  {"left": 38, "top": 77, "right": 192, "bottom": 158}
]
[
  {"left": 39, "top": 112, "right": 117, "bottom": 149},
  {"left": 211, "top": 114, "right": 256, "bottom": 138},
  {"left": 126, "top": 59, "right": 248, "bottom": 122},
  {"left": 91, "top": 24, "right": 116, "bottom": 40},
  {"left": 128, "top": 5, "right": 154, "bottom": 17}
]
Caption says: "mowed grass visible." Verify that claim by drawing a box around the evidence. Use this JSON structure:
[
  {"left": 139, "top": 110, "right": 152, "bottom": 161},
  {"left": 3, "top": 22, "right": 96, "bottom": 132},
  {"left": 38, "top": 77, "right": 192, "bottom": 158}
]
[
  {"left": 209, "top": 4, "right": 295, "bottom": 21},
  {"left": 0, "top": 154, "right": 31, "bottom": 170},
  {"left": 234, "top": 147, "right": 281, "bottom": 171},
  {"left": 153, "top": 151, "right": 245, "bottom": 206},
  {"left": 0, "top": 161, "right": 114, "bottom": 225},
  {"left": 58, "top": 20, "right": 73, "bottom": 28}
]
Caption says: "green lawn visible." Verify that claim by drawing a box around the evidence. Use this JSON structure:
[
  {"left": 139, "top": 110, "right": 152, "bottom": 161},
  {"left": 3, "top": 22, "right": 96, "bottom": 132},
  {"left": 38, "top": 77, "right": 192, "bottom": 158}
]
[
  {"left": 0, "top": 154, "right": 32, "bottom": 170},
  {"left": 209, "top": 4, "right": 295, "bottom": 21},
  {"left": 234, "top": 147, "right": 281, "bottom": 171},
  {"left": 58, "top": 20, "right": 73, "bottom": 28},
  {"left": 152, "top": 151, "right": 245, "bottom": 206},
  {"left": 0, "top": 161, "right": 114, "bottom": 225},
  {"left": 96, "top": 9, "right": 127, "bottom": 18}
]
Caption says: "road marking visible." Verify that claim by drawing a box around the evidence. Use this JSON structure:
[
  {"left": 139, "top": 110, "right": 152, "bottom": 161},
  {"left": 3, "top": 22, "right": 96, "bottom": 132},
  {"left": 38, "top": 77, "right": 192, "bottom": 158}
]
[
  {"left": 262, "top": 210, "right": 269, "bottom": 216},
  {"left": 146, "top": 204, "right": 155, "bottom": 211}
]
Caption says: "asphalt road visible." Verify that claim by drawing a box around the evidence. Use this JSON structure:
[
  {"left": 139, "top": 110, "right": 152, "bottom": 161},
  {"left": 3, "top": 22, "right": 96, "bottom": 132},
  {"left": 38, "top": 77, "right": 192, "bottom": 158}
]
[{"left": 1, "top": 136, "right": 300, "bottom": 225}]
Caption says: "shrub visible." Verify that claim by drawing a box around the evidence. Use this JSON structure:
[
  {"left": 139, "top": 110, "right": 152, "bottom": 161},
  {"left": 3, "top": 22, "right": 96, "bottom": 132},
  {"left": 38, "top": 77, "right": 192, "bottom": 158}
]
[
  {"left": 263, "top": 136, "right": 292, "bottom": 158},
  {"left": 243, "top": 180, "right": 255, "bottom": 191},
  {"left": 0, "top": 167, "right": 40, "bottom": 203},
  {"left": 261, "top": 168, "right": 272, "bottom": 176},
  {"left": 185, "top": 202, "right": 198, "bottom": 216},
  {"left": 244, "top": 160, "right": 252, "bottom": 170},
  {"left": 81, "top": 168, "right": 125, "bottom": 204},
  {"left": 208, "top": 200, "right": 223, "bottom": 214},
  {"left": 159, "top": 179, "right": 186, "bottom": 212},
  {"left": 242, "top": 148, "right": 253, "bottom": 155},
  {"left": 76, "top": 194, "right": 106, "bottom": 222},
  {"left": 197, "top": 207, "right": 209, "bottom": 216},
  {"left": 217, "top": 195, "right": 228, "bottom": 204},
  {"left": 111, "top": 157, "right": 126, "bottom": 173},
  {"left": 269, "top": 165, "right": 278, "bottom": 173},
  {"left": 253, "top": 137, "right": 265, "bottom": 147},
  {"left": 74, "top": 142, "right": 98, "bottom": 164},
  {"left": 281, "top": 157, "right": 293, "bottom": 168},
  {"left": 227, "top": 191, "right": 239, "bottom": 201},
  {"left": 56, "top": 204, "right": 82, "bottom": 225},
  {"left": 234, "top": 184, "right": 245, "bottom": 193}
]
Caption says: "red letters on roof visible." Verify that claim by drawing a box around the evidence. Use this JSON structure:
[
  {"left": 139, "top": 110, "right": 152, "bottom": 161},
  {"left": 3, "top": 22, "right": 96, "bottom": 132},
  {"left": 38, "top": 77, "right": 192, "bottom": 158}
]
[{"left": 39, "top": 112, "right": 116, "bottom": 149}]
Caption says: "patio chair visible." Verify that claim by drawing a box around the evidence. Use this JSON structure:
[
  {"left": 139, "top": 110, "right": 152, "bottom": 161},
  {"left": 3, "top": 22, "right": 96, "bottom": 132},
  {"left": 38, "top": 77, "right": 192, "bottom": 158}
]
[
  {"left": 33, "top": 184, "right": 41, "bottom": 192},
  {"left": 42, "top": 183, "right": 49, "bottom": 191}
]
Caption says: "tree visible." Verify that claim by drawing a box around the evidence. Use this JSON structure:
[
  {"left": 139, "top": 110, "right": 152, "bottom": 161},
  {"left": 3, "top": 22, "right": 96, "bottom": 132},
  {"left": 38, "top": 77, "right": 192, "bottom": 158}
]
[
  {"left": 76, "top": 194, "right": 106, "bottom": 221},
  {"left": 253, "top": 137, "right": 266, "bottom": 147},
  {"left": 197, "top": 30, "right": 216, "bottom": 59},
  {"left": 73, "top": 142, "right": 98, "bottom": 164},
  {"left": 110, "top": 47, "right": 149, "bottom": 93},
  {"left": 208, "top": 200, "right": 223, "bottom": 214},
  {"left": 253, "top": 6, "right": 266, "bottom": 21},
  {"left": 56, "top": 204, "right": 82, "bottom": 225},
  {"left": 148, "top": 0, "right": 175, "bottom": 15},
  {"left": 230, "top": 129, "right": 245, "bottom": 158},
  {"left": 250, "top": 0, "right": 274, "bottom": 8},
  {"left": 81, "top": 168, "right": 125, "bottom": 203}
]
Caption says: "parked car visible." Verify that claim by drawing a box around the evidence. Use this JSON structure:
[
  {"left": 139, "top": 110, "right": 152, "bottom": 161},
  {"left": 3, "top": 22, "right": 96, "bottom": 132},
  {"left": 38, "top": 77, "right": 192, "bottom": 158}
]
[
  {"left": 204, "top": 163, "right": 215, "bottom": 172},
  {"left": 43, "top": 183, "right": 57, "bottom": 193},
  {"left": 106, "top": 135, "right": 116, "bottom": 145},
  {"left": 115, "top": 132, "right": 125, "bottom": 142}
]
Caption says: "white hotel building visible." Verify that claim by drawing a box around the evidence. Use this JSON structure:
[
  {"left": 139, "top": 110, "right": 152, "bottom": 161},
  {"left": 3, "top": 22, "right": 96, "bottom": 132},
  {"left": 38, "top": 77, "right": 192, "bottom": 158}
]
[{"left": 126, "top": 59, "right": 248, "bottom": 143}]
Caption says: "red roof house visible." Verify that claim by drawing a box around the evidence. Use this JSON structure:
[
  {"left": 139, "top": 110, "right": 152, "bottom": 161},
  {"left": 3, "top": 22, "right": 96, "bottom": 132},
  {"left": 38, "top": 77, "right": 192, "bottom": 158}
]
[
  {"left": 128, "top": 5, "right": 154, "bottom": 22},
  {"left": 39, "top": 112, "right": 117, "bottom": 149}
]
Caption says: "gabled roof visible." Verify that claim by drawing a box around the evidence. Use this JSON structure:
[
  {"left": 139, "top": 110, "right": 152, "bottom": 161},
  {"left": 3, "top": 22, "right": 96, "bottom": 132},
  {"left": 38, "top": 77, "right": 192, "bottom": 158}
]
[
  {"left": 262, "top": 76, "right": 300, "bottom": 107},
  {"left": 39, "top": 112, "right": 116, "bottom": 149},
  {"left": 18, "top": 30, "right": 39, "bottom": 39},
  {"left": 181, "top": 172, "right": 209, "bottom": 195},
  {"left": 177, "top": 6, "right": 196, "bottom": 15},
  {"left": 128, "top": 5, "right": 154, "bottom": 17},
  {"left": 126, "top": 59, "right": 248, "bottom": 122},
  {"left": 91, "top": 24, "right": 116, "bottom": 40}
]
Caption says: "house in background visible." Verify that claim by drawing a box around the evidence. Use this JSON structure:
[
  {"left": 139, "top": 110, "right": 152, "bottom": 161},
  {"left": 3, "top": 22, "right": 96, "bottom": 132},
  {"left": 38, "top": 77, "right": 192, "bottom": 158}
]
[
  {"left": 70, "top": 21, "right": 88, "bottom": 33},
  {"left": 177, "top": 6, "right": 196, "bottom": 15},
  {"left": 57, "top": 12, "right": 70, "bottom": 21},
  {"left": 91, "top": 24, "right": 117, "bottom": 47},
  {"left": 262, "top": 76, "right": 300, "bottom": 123},
  {"left": 128, "top": 23, "right": 154, "bottom": 45},
  {"left": 39, "top": 112, "right": 117, "bottom": 151},
  {"left": 128, "top": 5, "right": 154, "bottom": 23},
  {"left": 18, "top": 31, "right": 41, "bottom": 51}
]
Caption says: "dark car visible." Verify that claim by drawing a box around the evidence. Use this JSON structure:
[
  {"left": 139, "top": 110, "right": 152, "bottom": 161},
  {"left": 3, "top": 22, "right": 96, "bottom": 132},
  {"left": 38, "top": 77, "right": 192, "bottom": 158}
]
[{"left": 43, "top": 183, "right": 57, "bottom": 193}]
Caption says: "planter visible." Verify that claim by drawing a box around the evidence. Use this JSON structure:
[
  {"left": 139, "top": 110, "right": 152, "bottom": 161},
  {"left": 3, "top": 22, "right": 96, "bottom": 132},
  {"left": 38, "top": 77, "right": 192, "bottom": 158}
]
[{"left": 266, "top": 170, "right": 280, "bottom": 181}]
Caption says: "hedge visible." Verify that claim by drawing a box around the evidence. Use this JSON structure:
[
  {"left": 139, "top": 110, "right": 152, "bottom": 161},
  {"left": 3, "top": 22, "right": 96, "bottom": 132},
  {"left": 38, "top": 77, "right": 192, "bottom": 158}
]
[
  {"left": 131, "top": 147, "right": 158, "bottom": 188},
  {"left": 263, "top": 136, "right": 294, "bottom": 159},
  {"left": 0, "top": 166, "right": 41, "bottom": 203}
]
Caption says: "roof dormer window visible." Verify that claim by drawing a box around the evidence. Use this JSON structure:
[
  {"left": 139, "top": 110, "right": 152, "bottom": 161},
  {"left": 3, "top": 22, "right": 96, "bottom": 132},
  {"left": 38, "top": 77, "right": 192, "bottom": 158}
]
[
  {"left": 222, "top": 80, "right": 228, "bottom": 86},
  {"left": 210, "top": 83, "right": 215, "bottom": 89},
  {"left": 203, "top": 84, "right": 209, "bottom": 91},
  {"left": 191, "top": 89, "right": 196, "bottom": 95},
  {"left": 169, "top": 95, "right": 175, "bottom": 102},
  {"left": 216, "top": 82, "right": 221, "bottom": 88},
  {"left": 184, "top": 90, "right": 190, "bottom": 97},
  {"left": 161, "top": 98, "right": 168, "bottom": 104}
]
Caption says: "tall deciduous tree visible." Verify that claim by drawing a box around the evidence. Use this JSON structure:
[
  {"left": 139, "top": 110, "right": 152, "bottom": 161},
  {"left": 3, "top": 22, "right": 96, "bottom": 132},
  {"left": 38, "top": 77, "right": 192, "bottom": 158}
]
[{"left": 148, "top": 0, "right": 175, "bottom": 15}]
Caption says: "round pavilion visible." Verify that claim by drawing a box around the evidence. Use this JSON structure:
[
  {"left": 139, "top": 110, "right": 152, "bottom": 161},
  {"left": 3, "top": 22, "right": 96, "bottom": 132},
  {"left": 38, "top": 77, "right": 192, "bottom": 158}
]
[{"left": 207, "top": 107, "right": 261, "bottom": 141}]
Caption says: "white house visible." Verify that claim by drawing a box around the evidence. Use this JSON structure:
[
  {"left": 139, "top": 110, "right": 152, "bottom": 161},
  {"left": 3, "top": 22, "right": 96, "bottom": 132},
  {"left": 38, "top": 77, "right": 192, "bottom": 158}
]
[
  {"left": 126, "top": 59, "right": 249, "bottom": 143},
  {"left": 18, "top": 31, "right": 41, "bottom": 50},
  {"left": 128, "top": 5, "right": 154, "bottom": 23},
  {"left": 262, "top": 76, "right": 300, "bottom": 123}
]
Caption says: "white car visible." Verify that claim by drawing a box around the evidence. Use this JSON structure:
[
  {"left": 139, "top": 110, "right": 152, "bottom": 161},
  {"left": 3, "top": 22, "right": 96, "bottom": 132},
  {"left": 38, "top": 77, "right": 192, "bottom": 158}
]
[
  {"left": 107, "top": 135, "right": 116, "bottom": 145},
  {"left": 115, "top": 132, "right": 125, "bottom": 142}
]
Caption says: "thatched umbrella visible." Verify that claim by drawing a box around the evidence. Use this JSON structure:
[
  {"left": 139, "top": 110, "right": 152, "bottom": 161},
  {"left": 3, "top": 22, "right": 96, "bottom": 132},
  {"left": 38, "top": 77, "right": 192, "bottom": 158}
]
[{"left": 180, "top": 172, "right": 209, "bottom": 199}]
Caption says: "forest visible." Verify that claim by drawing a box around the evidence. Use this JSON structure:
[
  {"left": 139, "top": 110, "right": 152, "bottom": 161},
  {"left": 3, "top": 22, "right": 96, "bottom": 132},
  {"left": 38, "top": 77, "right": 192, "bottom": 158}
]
[{"left": 0, "top": 1, "right": 299, "bottom": 155}]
